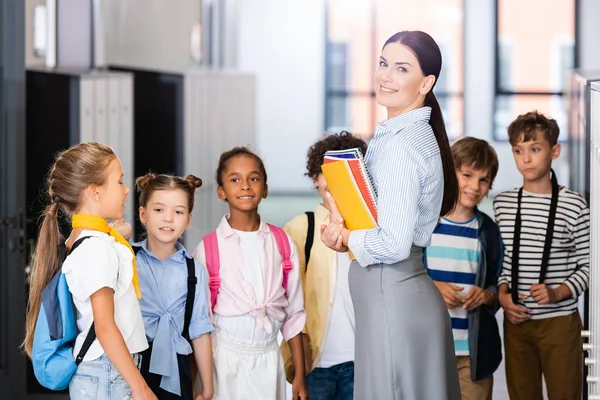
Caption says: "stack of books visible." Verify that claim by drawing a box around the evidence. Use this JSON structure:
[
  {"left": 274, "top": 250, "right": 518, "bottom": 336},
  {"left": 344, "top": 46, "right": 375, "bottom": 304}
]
[{"left": 321, "top": 148, "right": 378, "bottom": 231}]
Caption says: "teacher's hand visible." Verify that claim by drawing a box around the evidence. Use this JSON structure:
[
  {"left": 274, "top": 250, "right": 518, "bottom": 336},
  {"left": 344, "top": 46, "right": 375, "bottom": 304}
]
[{"left": 320, "top": 192, "right": 349, "bottom": 252}]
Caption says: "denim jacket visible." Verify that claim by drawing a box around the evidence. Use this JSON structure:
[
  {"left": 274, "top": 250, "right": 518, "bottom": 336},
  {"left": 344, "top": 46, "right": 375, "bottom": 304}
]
[{"left": 425, "top": 208, "right": 503, "bottom": 381}]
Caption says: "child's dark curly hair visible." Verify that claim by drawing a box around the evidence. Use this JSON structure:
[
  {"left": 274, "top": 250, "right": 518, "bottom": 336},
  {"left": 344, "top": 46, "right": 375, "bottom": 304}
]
[{"left": 305, "top": 131, "right": 368, "bottom": 180}]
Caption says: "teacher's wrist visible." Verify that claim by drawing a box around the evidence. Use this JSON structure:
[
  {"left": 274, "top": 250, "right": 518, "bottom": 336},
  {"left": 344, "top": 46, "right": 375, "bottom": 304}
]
[{"left": 341, "top": 228, "right": 351, "bottom": 247}]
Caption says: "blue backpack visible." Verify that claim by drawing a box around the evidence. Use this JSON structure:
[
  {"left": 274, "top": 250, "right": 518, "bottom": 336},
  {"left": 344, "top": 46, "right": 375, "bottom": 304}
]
[{"left": 32, "top": 236, "right": 97, "bottom": 390}]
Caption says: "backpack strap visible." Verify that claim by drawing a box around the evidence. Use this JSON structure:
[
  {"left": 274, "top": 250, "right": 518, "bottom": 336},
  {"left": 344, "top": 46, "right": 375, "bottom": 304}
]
[
  {"left": 268, "top": 224, "right": 293, "bottom": 298},
  {"left": 203, "top": 232, "right": 221, "bottom": 310},
  {"left": 304, "top": 211, "right": 315, "bottom": 271},
  {"left": 182, "top": 257, "right": 196, "bottom": 340},
  {"left": 65, "top": 236, "right": 97, "bottom": 366}
]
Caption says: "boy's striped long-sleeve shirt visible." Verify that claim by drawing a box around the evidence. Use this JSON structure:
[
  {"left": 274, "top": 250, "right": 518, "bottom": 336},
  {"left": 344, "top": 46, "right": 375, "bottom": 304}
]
[{"left": 493, "top": 187, "right": 590, "bottom": 319}]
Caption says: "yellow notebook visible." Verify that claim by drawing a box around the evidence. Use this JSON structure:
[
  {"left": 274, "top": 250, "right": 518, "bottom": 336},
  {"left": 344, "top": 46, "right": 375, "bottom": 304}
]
[
  {"left": 322, "top": 159, "right": 377, "bottom": 260},
  {"left": 321, "top": 160, "right": 377, "bottom": 230}
]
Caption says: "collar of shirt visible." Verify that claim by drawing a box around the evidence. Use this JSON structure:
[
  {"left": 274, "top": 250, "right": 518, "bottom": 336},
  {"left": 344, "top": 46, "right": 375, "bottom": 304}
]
[
  {"left": 374, "top": 106, "right": 432, "bottom": 137},
  {"left": 133, "top": 238, "right": 191, "bottom": 262},
  {"left": 216, "top": 214, "right": 271, "bottom": 240},
  {"left": 132, "top": 239, "right": 193, "bottom": 396}
]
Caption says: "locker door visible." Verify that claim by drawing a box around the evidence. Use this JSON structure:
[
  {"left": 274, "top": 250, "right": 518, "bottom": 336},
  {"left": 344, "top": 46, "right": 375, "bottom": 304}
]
[
  {"left": 107, "top": 76, "right": 120, "bottom": 146},
  {"left": 93, "top": 77, "right": 108, "bottom": 143},
  {"left": 118, "top": 76, "right": 135, "bottom": 227},
  {"left": 0, "top": 1, "right": 27, "bottom": 397},
  {"left": 79, "top": 77, "right": 95, "bottom": 143},
  {"left": 587, "top": 88, "right": 600, "bottom": 399}
]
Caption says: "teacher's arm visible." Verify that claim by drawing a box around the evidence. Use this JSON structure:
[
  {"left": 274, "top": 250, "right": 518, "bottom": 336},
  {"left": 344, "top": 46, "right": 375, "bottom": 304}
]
[{"left": 322, "top": 140, "right": 428, "bottom": 267}]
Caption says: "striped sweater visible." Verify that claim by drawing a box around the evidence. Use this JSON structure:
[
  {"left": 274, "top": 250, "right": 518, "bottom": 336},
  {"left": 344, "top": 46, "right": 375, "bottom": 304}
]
[
  {"left": 425, "top": 217, "right": 480, "bottom": 355},
  {"left": 493, "top": 187, "right": 589, "bottom": 319}
]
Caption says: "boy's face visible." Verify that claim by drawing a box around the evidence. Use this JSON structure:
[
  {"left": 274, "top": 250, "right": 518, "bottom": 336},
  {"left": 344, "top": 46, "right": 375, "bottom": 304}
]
[
  {"left": 314, "top": 174, "right": 330, "bottom": 211},
  {"left": 511, "top": 131, "right": 560, "bottom": 183},
  {"left": 456, "top": 165, "right": 491, "bottom": 210}
]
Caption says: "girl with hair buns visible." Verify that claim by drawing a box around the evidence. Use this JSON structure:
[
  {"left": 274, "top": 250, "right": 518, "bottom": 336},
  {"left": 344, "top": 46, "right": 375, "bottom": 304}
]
[
  {"left": 134, "top": 173, "right": 214, "bottom": 400},
  {"left": 23, "top": 142, "right": 154, "bottom": 400}
]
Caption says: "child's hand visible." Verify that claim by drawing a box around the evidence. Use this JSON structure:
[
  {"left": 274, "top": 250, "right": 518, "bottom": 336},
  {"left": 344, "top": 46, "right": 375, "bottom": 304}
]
[
  {"left": 132, "top": 386, "right": 158, "bottom": 400},
  {"left": 433, "top": 281, "right": 464, "bottom": 309},
  {"left": 498, "top": 291, "right": 530, "bottom": 324},
  {"left": 195, "top": 393, "right": 212, "bottom": 400},
  {"left": 462, "top": 286, "right": 487, "bottom": 310},
  {"left": 292, "top": 375, "right": 309, "bottom": 400},
  {"left": 109, "top": 219, "right": 133, "bottom": 240},
  {"left": 530, "top": 283, "right": 564, "bottom": 305}
]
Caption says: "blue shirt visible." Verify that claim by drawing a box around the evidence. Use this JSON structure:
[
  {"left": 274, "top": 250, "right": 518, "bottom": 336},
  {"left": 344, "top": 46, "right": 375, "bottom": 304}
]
[
  {"left": 348, "top": 106, "right": 444, "bottom": 267},
  {"left": 135, "top": 239, "right": 214, "bottom": 396}
]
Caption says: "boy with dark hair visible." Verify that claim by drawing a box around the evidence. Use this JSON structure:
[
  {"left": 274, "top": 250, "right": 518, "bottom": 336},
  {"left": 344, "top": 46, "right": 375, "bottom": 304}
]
[
  {"left": 281, "top": 131, "right": 367, "bottom": 400},
  {"left": 425, "top": 137, "right": 503, "bottom": 400},
  {"left": 494, "top": 111, "right": 589, "bottom": 400}
]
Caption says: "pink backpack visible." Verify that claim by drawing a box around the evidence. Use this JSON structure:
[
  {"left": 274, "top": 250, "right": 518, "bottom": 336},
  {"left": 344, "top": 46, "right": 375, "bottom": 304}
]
[{"left": 203, "top": 224, "right": 293, "bottom": 310}]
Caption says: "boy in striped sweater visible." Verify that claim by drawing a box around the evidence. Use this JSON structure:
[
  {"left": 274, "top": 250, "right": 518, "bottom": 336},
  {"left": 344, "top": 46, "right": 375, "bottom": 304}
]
[
  {"left": 494, "top": 111, "right": 589, "bottom": 400},
  {"left": 425, "top": 137, "right": 503, "bottom": 400}
]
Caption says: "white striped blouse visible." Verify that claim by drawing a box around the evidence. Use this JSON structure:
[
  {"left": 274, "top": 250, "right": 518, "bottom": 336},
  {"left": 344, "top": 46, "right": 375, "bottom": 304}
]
[{"left": 348, "top": 106, "right": 444, "bottom": 267}]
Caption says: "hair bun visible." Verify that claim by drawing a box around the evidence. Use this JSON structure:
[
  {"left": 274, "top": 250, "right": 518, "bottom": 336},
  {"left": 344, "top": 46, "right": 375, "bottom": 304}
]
[
  {"left": 135, "top": 173, "right": 157, "bottom": 193},
  {"left": 185, "top": 174, "right": 203, "bottom": 189}
]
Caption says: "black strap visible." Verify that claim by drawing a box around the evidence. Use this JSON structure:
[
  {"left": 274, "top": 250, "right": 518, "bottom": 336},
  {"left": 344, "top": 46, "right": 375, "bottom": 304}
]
[
  {"left": 182, "top": 257, "right": 196, "bottom": 340},
  {"left": 511, "top": 170, "right": 559, "bottom": 303},
  {"left": 62, "top": 236, "right": 97, "bottom": 366},
  {"left": 75, "top": 322, "right": 97, "bottom": 365},
  {"left": 304, "top": 212, "right": 315, "bottom": 271}
]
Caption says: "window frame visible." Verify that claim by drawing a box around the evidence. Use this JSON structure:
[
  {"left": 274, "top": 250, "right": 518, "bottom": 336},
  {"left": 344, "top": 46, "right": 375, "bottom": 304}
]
[{"left": 492, "top": 0, "right": 579, "bottom": 141}]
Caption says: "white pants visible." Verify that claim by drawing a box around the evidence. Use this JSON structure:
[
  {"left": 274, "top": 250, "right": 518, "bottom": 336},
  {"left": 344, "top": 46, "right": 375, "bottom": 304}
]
[{"left": 213, "top": 330, "right": 286, "bottom": 400}]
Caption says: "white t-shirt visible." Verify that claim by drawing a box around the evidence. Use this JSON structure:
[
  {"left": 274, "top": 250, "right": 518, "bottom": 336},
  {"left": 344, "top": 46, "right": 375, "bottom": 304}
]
[
  {"left": 317, "top": 252, "right": 355, "bottom": 368},
  {"left": 62, "top": 230, "right": 148, "bottom": 361},
  {"left": 215, "top": 229, "right": 283, "bottom": 342}
]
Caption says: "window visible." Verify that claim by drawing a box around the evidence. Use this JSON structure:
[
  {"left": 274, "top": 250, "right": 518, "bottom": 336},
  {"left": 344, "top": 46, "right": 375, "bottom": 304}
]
[
  {"left": 325, "top": 0, "right": 464, "bottom": 139},
  {"left": 493, "top": 0, "right": 576, "bottom": 141}
]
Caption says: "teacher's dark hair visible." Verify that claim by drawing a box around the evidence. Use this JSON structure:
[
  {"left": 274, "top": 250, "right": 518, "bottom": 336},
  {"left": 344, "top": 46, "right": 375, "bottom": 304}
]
[{"left": 383, "top": 31, "right": 458, "bottom": 216}]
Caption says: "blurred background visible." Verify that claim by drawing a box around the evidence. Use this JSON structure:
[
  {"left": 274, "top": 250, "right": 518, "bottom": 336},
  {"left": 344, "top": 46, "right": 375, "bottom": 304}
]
[{"left": 2, "top": 0, "right": 600, "bottom": 398}]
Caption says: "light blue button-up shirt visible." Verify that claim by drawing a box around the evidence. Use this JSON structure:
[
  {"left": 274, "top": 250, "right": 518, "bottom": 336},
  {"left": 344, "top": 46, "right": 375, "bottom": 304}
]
[
  {"left": 135, "top": 240, "right": 214, "bottom": 396},
  {"left": 348, "top": 106, "right": 444, "bottom": 267}
]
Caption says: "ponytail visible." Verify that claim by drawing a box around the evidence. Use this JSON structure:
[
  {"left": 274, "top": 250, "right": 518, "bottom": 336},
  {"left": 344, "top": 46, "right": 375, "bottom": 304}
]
[
  {"left": 24, "top": 203, "right": 63, "bottom": 356},
  {"left": 425, "top": 91, "right": 458, "bottom": 216}
]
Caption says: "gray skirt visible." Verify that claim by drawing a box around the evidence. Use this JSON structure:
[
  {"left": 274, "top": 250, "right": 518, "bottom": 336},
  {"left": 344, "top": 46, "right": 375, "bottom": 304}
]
[{"left": 349, "top": 246, "right": 461, "bottom": 400}]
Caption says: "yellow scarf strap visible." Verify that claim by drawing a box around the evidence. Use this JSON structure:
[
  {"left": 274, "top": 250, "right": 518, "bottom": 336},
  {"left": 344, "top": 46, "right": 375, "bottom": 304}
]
[{"left": 72, "top": 214, "right": 142, "bottom": 299}]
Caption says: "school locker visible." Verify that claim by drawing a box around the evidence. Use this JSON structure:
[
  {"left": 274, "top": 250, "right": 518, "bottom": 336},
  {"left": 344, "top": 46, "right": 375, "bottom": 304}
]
[
  {"left": 586, "top": 82, "right": 600, "bottom": 399},
  {"left": 183, "top": 70, "right": 257, "bottom": 249},
  {"left": 109, "top": 66, "right": 256, "bottom": 246},
  {"left": 80, "top": 73, "right": 135, "bottom": 227}
]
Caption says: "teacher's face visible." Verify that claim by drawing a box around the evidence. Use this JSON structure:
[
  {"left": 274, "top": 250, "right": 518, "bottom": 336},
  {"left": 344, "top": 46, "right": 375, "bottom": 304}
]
[{"left": 374, "top": 42, "right": 433, "bottom": 116}]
